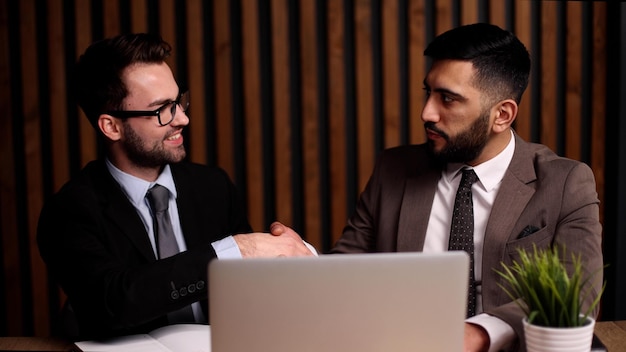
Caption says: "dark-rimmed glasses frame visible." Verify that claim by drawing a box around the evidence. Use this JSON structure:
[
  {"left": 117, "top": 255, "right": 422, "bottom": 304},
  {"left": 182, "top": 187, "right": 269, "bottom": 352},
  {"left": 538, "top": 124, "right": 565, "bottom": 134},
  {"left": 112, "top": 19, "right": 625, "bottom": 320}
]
[{"left": 106, "top": 90, "right": 190, "bottom": 126}]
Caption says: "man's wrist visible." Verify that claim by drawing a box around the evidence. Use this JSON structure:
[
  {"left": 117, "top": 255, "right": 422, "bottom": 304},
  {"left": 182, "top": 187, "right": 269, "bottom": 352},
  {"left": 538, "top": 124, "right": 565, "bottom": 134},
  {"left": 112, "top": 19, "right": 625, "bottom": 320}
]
[
  {"left": 466, "top": 314, "right": 515, "bottom": 352},
  {"left": 465, "top": 322, "right": 490, "bottom": 352}
]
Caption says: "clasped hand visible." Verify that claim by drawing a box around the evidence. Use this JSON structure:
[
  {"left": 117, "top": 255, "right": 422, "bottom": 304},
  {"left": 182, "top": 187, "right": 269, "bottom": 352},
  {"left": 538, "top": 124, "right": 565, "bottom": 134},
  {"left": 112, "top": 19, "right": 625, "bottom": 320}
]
[{"left": 233, "top": 222, "right": 316, "bottom": 258}]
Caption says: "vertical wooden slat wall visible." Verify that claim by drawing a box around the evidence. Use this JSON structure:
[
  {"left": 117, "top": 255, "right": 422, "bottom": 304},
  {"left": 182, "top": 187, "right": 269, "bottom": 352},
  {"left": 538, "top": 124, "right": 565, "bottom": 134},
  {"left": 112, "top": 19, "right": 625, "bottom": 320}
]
[{"left": 0, "top": 0, "right": 621, "bottom": 337}]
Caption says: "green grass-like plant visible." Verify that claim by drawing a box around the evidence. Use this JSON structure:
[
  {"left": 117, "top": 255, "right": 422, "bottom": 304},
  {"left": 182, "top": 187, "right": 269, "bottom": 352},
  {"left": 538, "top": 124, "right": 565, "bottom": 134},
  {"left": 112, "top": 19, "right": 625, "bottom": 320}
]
[{"left": 495, "top": 244, "right": 605, "bottom": 328}]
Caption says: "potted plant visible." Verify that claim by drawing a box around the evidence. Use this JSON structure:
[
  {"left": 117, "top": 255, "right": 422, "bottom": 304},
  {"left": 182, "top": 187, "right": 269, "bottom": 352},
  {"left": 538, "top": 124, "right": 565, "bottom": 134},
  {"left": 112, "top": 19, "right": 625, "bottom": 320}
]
[{"left": 495, "top": 244, "right": 605, "bottom": 352}]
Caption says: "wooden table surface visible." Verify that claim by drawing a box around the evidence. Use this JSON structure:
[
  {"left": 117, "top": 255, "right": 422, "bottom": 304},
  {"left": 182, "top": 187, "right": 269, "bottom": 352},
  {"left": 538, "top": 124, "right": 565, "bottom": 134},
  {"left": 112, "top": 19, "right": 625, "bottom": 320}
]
[
  {"left": 594, "top": 320, "right": 626, "bottom": 352},
  {"left": 0, "top": 321, "right": 625, "bottom": 351},
  {"left": 0, "top": 337, "right": 78, "bottom": 351}
]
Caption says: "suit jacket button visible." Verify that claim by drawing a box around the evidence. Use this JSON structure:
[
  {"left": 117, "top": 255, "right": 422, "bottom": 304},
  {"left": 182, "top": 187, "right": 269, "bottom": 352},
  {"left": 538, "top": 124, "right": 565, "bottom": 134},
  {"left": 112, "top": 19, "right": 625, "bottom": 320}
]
[
  {"left": 188, "top": 284, "right": 196, "bottom": 293},
  {"left": 180, "top": 287, "right": 188, "bottom": 296},
  {"left": 196, "top": 280, "right": 205, "bottom": 290},
  {"left": 171, "top": 290, "right": 179, "bottom": 300}
]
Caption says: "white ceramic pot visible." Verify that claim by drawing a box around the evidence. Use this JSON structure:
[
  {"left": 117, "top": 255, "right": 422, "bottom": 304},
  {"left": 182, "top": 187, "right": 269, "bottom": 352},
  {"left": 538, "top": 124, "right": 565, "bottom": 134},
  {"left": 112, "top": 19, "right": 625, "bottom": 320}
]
[{"left": 523, "top": 316, "right": 596, "bottom": 352}]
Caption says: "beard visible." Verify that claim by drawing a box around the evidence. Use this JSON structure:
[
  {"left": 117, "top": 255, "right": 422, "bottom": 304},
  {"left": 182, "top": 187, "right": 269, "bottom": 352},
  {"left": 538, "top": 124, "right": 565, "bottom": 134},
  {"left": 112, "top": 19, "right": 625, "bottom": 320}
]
[
  {"left": 121, "top": 122, "right": 186, "bottom": 168},
  {"left": 425, "top": 110, "right": 490, "bottom": 164}
]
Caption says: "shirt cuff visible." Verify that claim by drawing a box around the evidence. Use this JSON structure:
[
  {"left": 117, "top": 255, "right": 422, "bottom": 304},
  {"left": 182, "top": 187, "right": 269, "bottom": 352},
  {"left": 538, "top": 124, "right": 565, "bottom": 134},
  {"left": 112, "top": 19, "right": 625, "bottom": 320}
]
[
  {"left": 211, "top": 236, "right": 243, "bottom": 259},
  {"left": 466, "top": 313, "right": 516, "bottom": 352},
  {"left": 304, "top": 241, "right": 319, "bottom": 256},
  {"left": 212, "top": 236, "right": 319, "bottom": 258}
]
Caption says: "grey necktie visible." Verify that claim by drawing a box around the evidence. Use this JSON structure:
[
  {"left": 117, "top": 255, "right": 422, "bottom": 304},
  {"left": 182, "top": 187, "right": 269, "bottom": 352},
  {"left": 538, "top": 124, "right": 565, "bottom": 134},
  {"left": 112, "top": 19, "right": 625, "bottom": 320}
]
[
  {"left": 146, "top": 184, "right": 179, "bottom": 259},
  {"left": 448, "top": 169, "right": 479, "bottom": 318},
  {"left": 146, "top": 184, "right": 195, "bottom": 323}
]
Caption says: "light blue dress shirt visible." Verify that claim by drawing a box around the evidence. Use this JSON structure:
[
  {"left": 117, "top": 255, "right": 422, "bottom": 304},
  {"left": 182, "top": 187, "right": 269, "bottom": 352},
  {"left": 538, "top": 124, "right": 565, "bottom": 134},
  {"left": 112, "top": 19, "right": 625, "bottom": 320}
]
[{"left": 106, "top": 160, "right": 210, "bottom": 322}]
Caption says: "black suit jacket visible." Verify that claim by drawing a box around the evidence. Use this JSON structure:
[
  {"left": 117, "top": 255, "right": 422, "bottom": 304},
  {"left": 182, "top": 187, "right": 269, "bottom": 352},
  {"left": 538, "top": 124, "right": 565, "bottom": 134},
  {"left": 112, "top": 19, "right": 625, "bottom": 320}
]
[{"left": 37, "top": 160, "right": 251, "bottom": 339}]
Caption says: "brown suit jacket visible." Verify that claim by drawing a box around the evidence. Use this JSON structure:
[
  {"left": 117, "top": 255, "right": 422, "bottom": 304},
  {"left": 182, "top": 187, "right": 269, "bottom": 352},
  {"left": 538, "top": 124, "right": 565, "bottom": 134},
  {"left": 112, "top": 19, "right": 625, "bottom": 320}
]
[{"left": 331, "top": 132, "right": 603, "bottom": 351}]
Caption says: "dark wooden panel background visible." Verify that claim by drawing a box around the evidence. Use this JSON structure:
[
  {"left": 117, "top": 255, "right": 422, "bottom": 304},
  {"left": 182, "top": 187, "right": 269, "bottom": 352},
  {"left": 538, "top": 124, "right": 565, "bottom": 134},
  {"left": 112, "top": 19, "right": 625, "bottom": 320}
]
[{"left": 2, "top": 0, "right": 626, "bottom": 337}]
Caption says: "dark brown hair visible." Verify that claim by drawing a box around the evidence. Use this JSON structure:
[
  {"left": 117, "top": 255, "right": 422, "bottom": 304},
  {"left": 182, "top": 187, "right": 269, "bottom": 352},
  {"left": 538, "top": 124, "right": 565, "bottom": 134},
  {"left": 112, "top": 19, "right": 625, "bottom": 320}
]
[
  {"left": 73, "top": 33, "right": 172, "bottom": 128},
  {"left": 424, "top": 23, "right": 531, "bottom": 105}
]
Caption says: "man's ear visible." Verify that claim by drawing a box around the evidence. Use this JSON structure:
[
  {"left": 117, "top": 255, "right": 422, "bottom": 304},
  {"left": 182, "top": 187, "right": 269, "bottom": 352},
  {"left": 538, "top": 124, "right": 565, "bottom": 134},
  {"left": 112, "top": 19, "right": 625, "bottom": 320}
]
[
  {"left": 97, "top": 114, "right": 122, "bottom": 141},
  {"left": 492, "top": 99, "right": 518, "bottom": 133}
]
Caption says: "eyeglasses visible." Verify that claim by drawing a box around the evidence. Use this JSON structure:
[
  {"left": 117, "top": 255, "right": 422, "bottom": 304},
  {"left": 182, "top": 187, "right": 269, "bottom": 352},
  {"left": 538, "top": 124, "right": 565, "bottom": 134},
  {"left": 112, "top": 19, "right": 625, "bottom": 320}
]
[{"left": 107, "top": 90, "right": 190, "bottom": 126}]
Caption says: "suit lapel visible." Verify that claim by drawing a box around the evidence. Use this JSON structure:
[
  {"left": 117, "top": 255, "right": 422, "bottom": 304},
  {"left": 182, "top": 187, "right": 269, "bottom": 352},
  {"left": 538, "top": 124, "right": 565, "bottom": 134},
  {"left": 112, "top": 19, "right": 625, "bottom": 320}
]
[
  {"left": 170, "top": 165, "right": 204, "bottom": 249},
  {"left": 91, "top": 161, "right": 157, "bottom": 261},
  {"left": 397, "top": 166, "right": 440, "bottom": 251},
  {"left": 481, "top": 134, "right": 537, "bottom": 309},
  {"left": 484, "top": 134, "right": 537, "bottom": 244},
  {"left": 104, "top": 197, "right": 157, "bottom": 261},
  {"left": 175, "top": 186, "right": 200, "bottom": 248}
]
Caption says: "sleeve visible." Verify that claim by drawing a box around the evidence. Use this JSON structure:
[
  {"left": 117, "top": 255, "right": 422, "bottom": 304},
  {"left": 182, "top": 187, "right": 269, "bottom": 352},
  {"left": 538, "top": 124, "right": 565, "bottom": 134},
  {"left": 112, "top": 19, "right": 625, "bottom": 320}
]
[{"left": 330, "top": 154, "right": 385, "bottom": 253}]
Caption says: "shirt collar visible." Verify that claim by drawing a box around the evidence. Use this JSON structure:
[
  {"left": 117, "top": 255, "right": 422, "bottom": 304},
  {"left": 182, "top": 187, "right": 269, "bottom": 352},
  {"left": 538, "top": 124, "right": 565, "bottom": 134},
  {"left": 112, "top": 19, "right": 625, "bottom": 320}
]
[
  {"left": 442, "top": 130, "right": 516, "bottom": 192},
  {"left": 105, "top": 159, "right": 177, "bottom": 207}
]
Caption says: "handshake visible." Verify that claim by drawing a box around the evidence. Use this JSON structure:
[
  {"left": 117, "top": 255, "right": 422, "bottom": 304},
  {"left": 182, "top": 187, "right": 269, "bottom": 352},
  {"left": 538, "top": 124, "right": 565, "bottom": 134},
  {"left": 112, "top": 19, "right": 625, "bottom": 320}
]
[{"left": 233, "top": 222, "right": 318, "bottom": 258}]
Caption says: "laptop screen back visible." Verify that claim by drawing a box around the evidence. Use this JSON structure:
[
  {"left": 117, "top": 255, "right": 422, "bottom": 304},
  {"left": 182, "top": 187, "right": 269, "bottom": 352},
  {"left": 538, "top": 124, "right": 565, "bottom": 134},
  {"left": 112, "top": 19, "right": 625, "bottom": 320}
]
[{"left": 209, "top": 251, "right": 468, "bottom": 352}]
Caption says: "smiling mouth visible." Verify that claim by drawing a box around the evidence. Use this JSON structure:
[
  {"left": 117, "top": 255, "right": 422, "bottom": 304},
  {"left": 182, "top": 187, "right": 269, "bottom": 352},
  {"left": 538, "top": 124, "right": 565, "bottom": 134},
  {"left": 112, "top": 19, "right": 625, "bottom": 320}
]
[{"left": 165, "top": 128, "right": 184, "bottom": 141}]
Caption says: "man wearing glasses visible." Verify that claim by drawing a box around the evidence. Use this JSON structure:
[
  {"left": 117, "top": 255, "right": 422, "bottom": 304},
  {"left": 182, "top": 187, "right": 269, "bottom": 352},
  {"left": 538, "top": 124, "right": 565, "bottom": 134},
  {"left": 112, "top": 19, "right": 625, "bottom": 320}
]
[{"left": 36, "top": 33, "right": 314, "bottom": 341}]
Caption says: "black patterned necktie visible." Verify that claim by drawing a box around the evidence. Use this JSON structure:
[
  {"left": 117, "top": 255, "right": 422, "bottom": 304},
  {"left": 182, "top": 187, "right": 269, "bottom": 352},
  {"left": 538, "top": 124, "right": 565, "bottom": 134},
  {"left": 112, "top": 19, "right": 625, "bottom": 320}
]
[
  {"left": 146, "top": 184, "right": 196, "bottom": 323},
  {"left": 448, "top": 169, "right": 479, "bottom": 317}
]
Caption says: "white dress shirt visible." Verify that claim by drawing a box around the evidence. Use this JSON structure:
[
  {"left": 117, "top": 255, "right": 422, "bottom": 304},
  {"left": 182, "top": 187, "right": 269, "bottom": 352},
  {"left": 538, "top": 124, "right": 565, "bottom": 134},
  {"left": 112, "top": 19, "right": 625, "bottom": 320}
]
[{"left": 423, "top": 131, "right": 516, "bottom": 351}]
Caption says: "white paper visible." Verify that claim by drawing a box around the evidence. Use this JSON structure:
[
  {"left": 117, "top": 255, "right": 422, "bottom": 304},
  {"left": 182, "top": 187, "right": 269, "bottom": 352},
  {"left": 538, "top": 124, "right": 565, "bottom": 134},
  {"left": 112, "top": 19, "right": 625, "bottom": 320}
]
[{"left": 75, "top": 324, "right": 211, "bottom": 352}]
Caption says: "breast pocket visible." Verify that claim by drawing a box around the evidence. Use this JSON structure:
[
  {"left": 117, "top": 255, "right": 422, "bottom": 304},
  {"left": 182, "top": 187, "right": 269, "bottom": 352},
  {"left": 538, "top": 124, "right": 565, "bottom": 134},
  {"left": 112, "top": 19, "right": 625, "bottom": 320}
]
[{"left": 505, "top": 225, "right": 552, "bottom": 261}]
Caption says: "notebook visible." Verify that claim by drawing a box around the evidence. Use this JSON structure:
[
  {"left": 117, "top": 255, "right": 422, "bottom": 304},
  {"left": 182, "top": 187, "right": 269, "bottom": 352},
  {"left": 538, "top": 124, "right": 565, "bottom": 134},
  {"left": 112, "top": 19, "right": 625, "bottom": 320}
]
[{"left": 208, "top": 251, "right": 469, "bottom": 352}]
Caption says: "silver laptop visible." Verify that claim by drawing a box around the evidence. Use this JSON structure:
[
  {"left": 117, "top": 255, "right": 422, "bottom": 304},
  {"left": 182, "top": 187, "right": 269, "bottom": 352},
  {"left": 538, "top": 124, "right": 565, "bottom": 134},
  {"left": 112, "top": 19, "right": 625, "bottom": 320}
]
[{"left": 208, "top": 251, "right": 468, "bottom": 352}]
